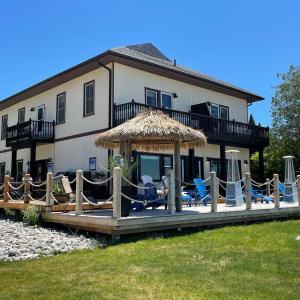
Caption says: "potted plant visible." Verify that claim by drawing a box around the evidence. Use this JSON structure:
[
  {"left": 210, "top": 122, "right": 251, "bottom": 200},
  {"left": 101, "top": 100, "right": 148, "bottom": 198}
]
[
  {"left": 109, "top": 154, "right": 137, "bottom": 217},
  {"left": 52, "top": 182, "right": 69, "bottom": 202}
]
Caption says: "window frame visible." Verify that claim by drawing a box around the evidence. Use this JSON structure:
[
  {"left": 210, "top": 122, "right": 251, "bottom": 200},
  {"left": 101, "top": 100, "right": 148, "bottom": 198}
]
[
  {"left": 210, "top": 103, "right": 219, "bottom": 118},
  {"left": 18, "top": 107, "right": 25, "bottom": 123},
  {"left": 83, "top": 80, "right": 95, "bottom": 117},
  {"left": 56, "top": 92, "right": 66, "bottom": 124},
  {"left": 145, "top": 87, "right": 160, "bottom": 107},
  {"left": 160, "top": 91, "right": 172, "bottom": 109},
  {"left": 89, "top": 157, "right": 96, "bottom": 171},
  {"left": 219, "top": 105, "right": 229, "bottom": 120},
  {"left": 1, "top": 115, "right": 8, "bottom": 140}
]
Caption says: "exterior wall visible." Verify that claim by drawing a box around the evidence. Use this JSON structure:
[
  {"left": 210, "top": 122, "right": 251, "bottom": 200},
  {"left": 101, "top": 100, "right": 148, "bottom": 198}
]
[{"left": 114, "top": 63, "right": 248, "bottom": 123}]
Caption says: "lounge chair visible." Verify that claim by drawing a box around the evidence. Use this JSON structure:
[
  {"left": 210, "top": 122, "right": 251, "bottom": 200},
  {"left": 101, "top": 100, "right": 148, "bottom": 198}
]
[
  {"left": 242, "top": 180, "right": 273, "bottom": 204},
  {"left": 193, "top": 178, "right": 211, "bottom": 206},
  {"left": 144, "top": 182, "right": 168, "bottom": 209}
]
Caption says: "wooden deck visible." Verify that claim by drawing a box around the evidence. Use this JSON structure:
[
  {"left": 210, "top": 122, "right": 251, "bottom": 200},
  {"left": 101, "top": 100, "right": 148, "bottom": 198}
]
[{"left": 41, "top": 202, "right": 300, "bottom": 237}]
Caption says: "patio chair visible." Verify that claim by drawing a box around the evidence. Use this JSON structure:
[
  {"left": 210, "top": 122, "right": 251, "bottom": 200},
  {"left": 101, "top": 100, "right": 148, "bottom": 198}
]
[
  {"left": 193, "top": 178, "right": 211, "bottom": 206},
  {"left": 144, "top": 182, "right": 168, "bottom": 210},
  {"left": 141, "top": 175, "right": 153, "bottom": 185},
  {"left": 242, "top": 179, "right": 273, "bottom": 204},
  {"left": 162, "top": 175, "right": 192, "bottom": 206}
]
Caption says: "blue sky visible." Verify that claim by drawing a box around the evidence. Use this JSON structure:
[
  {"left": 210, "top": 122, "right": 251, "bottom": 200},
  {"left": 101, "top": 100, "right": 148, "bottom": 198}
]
[{"left": 1, "top": 0, "right": 299, "bottom": 126}]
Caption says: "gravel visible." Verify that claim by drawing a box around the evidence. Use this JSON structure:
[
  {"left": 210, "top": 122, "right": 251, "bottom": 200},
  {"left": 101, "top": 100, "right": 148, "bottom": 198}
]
[{"left": 0, "top": 218, "right": 99, "bottom": 262}]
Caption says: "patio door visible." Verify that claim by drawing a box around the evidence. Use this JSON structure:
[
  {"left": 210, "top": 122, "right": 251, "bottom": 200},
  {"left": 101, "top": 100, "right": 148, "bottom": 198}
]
[{"left": 37, "top": 105, "right": 45, "bottom": 132}]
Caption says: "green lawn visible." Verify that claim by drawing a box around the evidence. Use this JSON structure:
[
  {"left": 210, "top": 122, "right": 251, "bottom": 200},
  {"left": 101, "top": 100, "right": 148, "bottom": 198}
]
[{"left": 0, "top": 220, "right": 299, "bottom": 300}]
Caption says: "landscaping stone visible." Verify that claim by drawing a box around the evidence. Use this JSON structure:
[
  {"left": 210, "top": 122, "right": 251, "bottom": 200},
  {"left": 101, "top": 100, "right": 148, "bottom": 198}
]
[{"left": 0, "top": 218, "right": 98, "bottom": 262}]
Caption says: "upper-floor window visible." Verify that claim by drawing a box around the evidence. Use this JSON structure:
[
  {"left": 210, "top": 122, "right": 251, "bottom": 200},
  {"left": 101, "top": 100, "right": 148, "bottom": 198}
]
[
  {"left": 56, "top": 93, "right": 66, "bottom": 124},
  {"left": 84, "top": 81, "right": 95, "bottom": 116},
  {"left": 210, "top": 103, "right": 229, "bottom": 120},
  {"left": 1, "top": 115, "right": 8, "bottom": 140},
  {"left": 145, "top": 88, "right": 173, "bottom": 109},
  {"left": 18, "top": 108, "right": 25, "bottom": 123}
]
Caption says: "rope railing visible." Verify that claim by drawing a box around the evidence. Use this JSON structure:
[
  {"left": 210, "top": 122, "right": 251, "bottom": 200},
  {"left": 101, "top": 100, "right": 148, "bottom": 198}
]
[
  {"left": 28, "top": 180, "right": 47, "bottom": 188},
  {"left": 8, "top": 181, "right": 24, "bottom": 190},
  {"left": 80, "top": 192, "right": 113, "bottom": 206},
  {"left": 121, "top": 192, "right": 146, "bottom": 205},
  {"left": 6, "top": 192, "right": 25, "bottom": 202},
  {"left": 27, "top": 193, "right": 46, "bottom": 202},
  {"left": 65, "top": 177, "right": 76, "bottom": 185},
  {"left": 121, "top": 176, "right": 152, "bottom": 190},
  {"left": 81, "top": 174, "right": 113, "bottom": 185},
  {"left": 218, "top": 178, "right": 245, "bottom": 184}
]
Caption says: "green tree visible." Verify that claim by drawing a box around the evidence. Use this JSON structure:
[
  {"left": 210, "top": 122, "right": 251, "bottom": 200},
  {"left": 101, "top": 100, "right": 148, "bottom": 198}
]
[
  {"left": 251, "top": 65, "right": 300, "bottom": 180},
  {"left": 248, "top": 114, "right": 256, "bottom": 126}
]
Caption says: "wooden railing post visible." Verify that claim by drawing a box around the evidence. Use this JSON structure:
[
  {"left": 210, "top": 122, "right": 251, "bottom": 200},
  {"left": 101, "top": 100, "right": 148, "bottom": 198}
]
[
  {"left": 3, "top": 175, "right": 10, "bottom": 202},
  {"left": 245, "top": 172, "right": 251, "bottom": 210},
  {"left": 23, "top": 174, "right": 31, "bottom": 204},
  {"left": 45, "top": 172, "right": 53, "bottom": 212},
  {"left": 167, "top": 169, "right": 176, "bottom": 215},
  {"left": 76, "top": 170, "right": 83, "bottom": 215},
  {"left": 113, "top": 167, "right": 121, "bottom": 219},
  {"left": 273, "top": 174, "right": 280, "bottom": 208},
  {"left": 266, "top": 178, "right": 271, "bottom": 196},
  {"left": 297, "top": 175, "right": 300, "bottom": 207},
  {"left": 210, "top": 171, "right": 218, "bottom": 212}
]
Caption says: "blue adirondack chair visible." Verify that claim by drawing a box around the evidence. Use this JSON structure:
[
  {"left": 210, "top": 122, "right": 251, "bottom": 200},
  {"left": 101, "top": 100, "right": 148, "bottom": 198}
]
[
  {"left": 144, "top": 182, "right": 168, "bottom": 209},
  {"left": 242, "top": 180, "right": 273, "bottom": 204},
  {"left": 193, "top": 178, "right": 211, "bottom": 206}
]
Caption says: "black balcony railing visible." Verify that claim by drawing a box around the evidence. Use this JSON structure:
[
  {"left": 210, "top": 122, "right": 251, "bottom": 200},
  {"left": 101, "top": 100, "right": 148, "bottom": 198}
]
[
  {"left": 113, "top": 101, "right": 269, "bottom": 148},
  {"left": 6, "top": 119, "right": 55, "bottom": 148}
]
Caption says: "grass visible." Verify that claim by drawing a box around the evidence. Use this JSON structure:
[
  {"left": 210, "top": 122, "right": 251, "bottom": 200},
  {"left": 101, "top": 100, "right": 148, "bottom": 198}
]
[{"left": 0, "top": 220, "right": 299, "bottom": 300}]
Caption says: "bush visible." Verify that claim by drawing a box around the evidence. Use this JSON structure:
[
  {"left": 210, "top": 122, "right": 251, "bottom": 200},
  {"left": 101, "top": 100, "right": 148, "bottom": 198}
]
[
  {"left": 22, "top": 205, "right": 40, "bottom": 226},
  {"left": 4, "top": 208, "right": 16, "bottom": 219}
]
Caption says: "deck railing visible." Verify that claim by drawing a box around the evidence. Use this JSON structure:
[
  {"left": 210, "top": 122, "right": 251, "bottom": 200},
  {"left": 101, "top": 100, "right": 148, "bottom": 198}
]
[
  {"left": 113, "top": 101, "right": 269, "bottom": 147},
  {"left": 6, "top": 119, "right": 55, "bottom": 147}
]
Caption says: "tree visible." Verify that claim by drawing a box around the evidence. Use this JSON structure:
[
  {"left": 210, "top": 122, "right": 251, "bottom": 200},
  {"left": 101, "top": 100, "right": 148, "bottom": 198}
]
[
  {"left": 248, "top": 114, "right": 256, "bottom": 126},
  {"left": 251, "top": 65, "right": 300, "bottom": 180}
]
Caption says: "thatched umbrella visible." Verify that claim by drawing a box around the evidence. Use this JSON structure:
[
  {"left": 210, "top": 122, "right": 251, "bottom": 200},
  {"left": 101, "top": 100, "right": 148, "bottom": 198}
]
[{"left": 95, "top": 109, "right": 207, "bottom": 212}]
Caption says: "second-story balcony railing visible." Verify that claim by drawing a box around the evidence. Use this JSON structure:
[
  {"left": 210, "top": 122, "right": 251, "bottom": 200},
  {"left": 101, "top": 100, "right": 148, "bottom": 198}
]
[
  {"left": 6, "top": 119, "right": 55, "bottom": 148},
  {"left": 113, "top": 101, "right": 269, "bottom": 148}
]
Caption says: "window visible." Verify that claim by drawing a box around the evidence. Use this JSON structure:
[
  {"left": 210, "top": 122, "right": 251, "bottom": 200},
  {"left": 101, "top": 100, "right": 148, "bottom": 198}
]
[
  {"left": 37, "top": 105, "right": 45, "bottom": 132},
  {"left": 161, "top": 92, "right": 172, "bottom": 109},
  {"left": 16, "top": 159, "right": 23, "bottom": 182},
  {"left": 84, "top": 81, "right": 95, "bottom": 116},
  {"left": 56, "top": 93, "right": 66, "bottom": 124},
  {"left": 0, "top": 162, "right": 5, "bottom": 183},
  {"left": 140, "top": 155, "right": 160, "bottom": 181},
  {"left": 1, "top": 115, "right": 8, "bottom": 140},
  {"left": 89, "top": 157, "right": 96, "bottom": 171},
  {"left": 18, "top": 108, "right": 25, "bottom": 123},
  {"left": 145, "top": 89, "right": 159, "bottom": 106},
  {"left": 220, "top": 106, "right": 229, "bottom": 120},
  {"left": 210, "top": 104, "right": 219, "bottom": 118}
]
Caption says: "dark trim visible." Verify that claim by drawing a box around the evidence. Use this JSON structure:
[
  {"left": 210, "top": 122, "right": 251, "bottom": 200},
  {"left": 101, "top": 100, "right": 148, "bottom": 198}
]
[
  {"left": 16, "top": 158, "right": 24, "bottom": 181},
  {"left": 0, "top": 50, "right": 263, "bottom": 112},
  {"left": 18, "top": 107, "right": 25, "bottom": 123},
  {"left": 54, "top": 127, "right": 108, "bottom": 143},
  {"left": 0, "top": 149, "right": 11, "bottom": 154},
  {"left": 83, "top": 80, "right": 95, "bottom": 117},
  {"left": 144, "top": 87, "right": 161, "bottom": 106},
  {"left": 1, "top": 115, "right": 8, "bottom": 140},
  {"left": 56, "top": 92, "right": 66, "bottom": 125},
  {"left": 219, "top": 104, "right": 230, "bottom": 120}
]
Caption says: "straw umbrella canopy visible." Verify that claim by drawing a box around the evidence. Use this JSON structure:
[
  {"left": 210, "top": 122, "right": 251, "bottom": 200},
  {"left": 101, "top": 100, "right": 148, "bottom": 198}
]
[{"left": 95, "top": 109, "right": 207, "bottom": 212}]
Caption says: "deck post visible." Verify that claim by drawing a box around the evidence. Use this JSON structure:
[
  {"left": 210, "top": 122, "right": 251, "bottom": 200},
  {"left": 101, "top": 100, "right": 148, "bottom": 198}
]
[
  {"left": 113, "top": 167, "right": 121, "bottom": 219},
  {"left": 76, "top": 170, "right": 83, "bottom": 215},
  {"left": 3, "top": 175, "right": 10, "bottom": 202},
  {"left": 297, "top": 175, "right": 300, "bottom": 207},
  {"left": 266, "top": 178, "right": 271, "bottom": 196},
  {"left": 174, "top": 140, "right": 182, "bottom": 212},
  {"left": 167, "top": 169, "right": 176, "bottom": 215},
  {"left": 273, "top": 174, "right": 280, "bottom": 208},
  {"left": 23, "top": 174, "right": 31, "bottom": 204},
  {"left": 210, "top": 171, "right": 218, "bottom": 212},
  {"left": 245, "top": 172, "right": 251, "bottom": 210},
  {"left": 45, "top": 172, "right": 53, "bottom": 212}
]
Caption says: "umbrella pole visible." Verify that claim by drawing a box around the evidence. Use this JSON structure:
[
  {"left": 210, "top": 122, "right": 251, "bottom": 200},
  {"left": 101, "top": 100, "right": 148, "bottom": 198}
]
[
  {"left": 124, "top": 141, "right": 132, "bottom": 181},
  {"left": 174, "top": 141, "right": 182, "bottom": 212}
]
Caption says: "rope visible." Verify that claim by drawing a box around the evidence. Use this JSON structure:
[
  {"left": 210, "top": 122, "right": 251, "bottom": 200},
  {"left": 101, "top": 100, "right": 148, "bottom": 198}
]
[
  {"left": 175, "top": 177, "right": 196, "bottom": 186},
  {"left": 50, "top": 192, "right": 75, "bottom": 205},
  {"left": 121, "top": 176, "right": 151, "bottom": 189},
  {"left": 8, "top": 182, "right": 24, "bottom": 190},
  {"left": 121, "top": 192, "right": 145, "bottom": 204},
  {"left": 219, "top": 178, "right": 245, "bottom": 184},
  {"left": 52, "top": 174, "right": 64, "bottom": 180},
  {"left": 81, "top": 175, "right": 113, "bottom": 185},
  {"left": 219, "top": 182, "right": 227, "bottom": 191},
  {"left": 27, "top": 193, "right": 46, "bottom": 202},
  {"left": 6, "top": 192, "right": 25, "bottom": 201},
  {"left": 28, "top": 180, "right": 47, "bottom": 188},
  {"left": 65, "top": 177, "right": 76, "bottom": 184},
  {"left": 80, "top": 192, "right": 113, "bottom": 206},
  {"left": 98, "top": 161, "right": 111, "bottom": 173},
  {"left": 280, "top": 191, "right": 299, "bottom": 197}
]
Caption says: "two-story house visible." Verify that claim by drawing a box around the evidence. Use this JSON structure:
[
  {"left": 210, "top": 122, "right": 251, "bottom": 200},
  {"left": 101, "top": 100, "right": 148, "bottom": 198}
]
[{"left": 0, "top": 43, "right": 269, "bottom": 185}]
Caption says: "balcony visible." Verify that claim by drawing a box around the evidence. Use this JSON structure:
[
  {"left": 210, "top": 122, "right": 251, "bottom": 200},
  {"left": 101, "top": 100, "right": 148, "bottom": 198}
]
[
  {"left": 113, "top": 101, "right": 269, "bottom": 148},
  {"left": 6, "top": 119, "right": 55, "bottom": 148}
]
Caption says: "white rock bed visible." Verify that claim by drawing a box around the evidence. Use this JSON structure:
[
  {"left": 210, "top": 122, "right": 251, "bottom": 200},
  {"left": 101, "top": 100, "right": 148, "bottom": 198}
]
[{"left": 0, "top": 219, "right": 99, "bottom": 262}]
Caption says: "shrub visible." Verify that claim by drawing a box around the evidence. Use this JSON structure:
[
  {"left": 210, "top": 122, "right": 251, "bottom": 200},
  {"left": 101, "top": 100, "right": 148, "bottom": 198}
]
[
  {"left": 4, "top": 208, "right": 16, "bottom": 219},
  {"left": 22, "top": 205, "right": 40, "bottom": 226}
]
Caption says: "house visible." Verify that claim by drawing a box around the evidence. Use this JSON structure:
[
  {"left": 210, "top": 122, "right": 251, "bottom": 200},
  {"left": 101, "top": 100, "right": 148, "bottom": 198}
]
[{"left": 0, "top": 43, "right": 269, "bottom": 185}]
